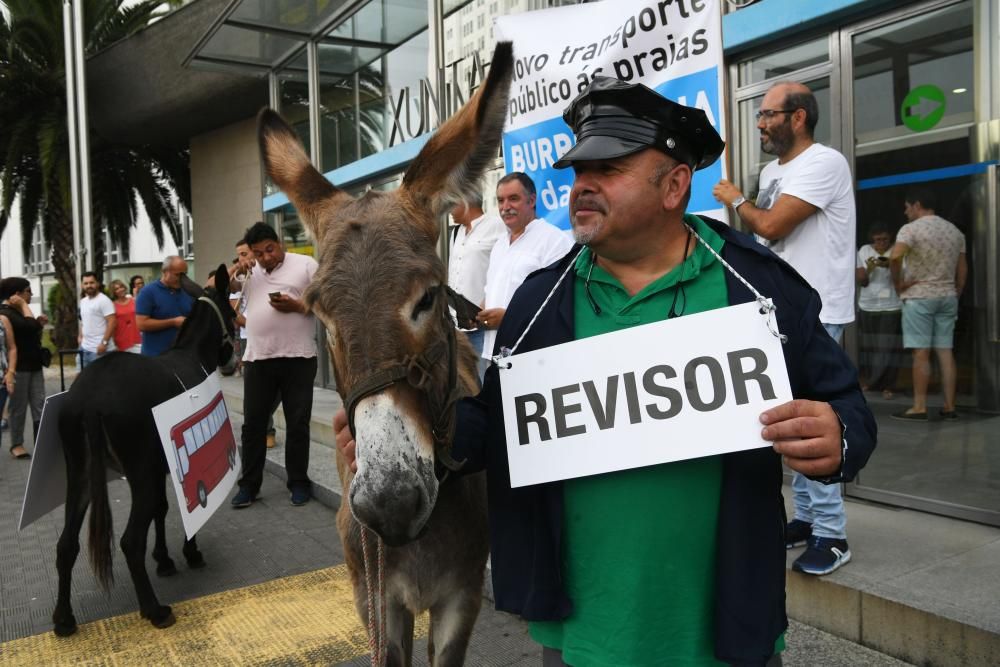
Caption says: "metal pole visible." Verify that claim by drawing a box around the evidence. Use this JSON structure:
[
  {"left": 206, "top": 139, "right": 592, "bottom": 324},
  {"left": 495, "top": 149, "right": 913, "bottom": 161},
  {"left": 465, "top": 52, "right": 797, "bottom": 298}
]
[
  {"left": 63, "top": 0, "right": 82, "bottom": 294},
  {"left": 307, "top": 41, "right": 322, "bottom": 169},
  {"left": 72, "top": 0, "right": 93, "bottom": 273}
]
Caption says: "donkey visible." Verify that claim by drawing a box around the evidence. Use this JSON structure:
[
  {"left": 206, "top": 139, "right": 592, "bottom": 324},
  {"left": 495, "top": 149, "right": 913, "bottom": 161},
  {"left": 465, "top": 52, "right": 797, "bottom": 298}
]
[
  {"left": 51, "top": 264, "right": 237, "bottom": 637},
  {"left": 257, "top": 42, "right": 514, "bottom": 666}
]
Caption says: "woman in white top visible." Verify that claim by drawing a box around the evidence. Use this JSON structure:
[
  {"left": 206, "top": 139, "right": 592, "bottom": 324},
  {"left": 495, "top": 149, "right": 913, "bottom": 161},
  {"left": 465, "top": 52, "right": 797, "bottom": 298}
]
[{"left": 856, "top": 223, "right": 903, "bottom": 399}]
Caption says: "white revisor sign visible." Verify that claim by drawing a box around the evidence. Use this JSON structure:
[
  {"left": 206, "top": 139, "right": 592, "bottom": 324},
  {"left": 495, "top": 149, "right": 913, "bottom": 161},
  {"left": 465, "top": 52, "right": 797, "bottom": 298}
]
[
  {"left": 495, "top": 0, "right": 727, "bottom": 229},
  {"left": 499, "top": 302, "right": 793, "bottom": 487}
]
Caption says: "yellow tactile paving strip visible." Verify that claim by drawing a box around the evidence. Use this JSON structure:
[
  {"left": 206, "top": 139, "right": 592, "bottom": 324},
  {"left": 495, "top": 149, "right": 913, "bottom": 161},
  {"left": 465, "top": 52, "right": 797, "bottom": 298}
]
[{"left": 0, "top": 565, "right": 428, "bottom": 666}]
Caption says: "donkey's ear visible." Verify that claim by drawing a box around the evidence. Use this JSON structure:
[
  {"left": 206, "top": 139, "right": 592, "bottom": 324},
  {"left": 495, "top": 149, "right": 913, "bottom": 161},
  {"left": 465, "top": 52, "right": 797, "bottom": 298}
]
[
  {"left": 257, "top": 109, "right": 352, "bottom": 243},
  {"left": 213, "top": 264, "right": 230, "bottom": 298},
  {"left": 399, "top": 42, "right": 514, "bottom": 236}
]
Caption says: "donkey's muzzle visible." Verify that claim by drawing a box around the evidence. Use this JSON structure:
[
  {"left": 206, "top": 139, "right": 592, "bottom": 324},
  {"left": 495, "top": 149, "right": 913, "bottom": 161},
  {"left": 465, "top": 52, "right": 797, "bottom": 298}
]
[
  {"left": 350, "top": 481, "right": 427, "bottom": 546},
  {"left": 348, "top": 393, "right": 439, "bottom": 545}
]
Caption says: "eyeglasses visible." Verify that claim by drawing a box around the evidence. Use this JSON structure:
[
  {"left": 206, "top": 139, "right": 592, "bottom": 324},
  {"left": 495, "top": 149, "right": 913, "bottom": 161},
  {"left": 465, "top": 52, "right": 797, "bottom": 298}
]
[{"left": 755, "top": 108, "right": 798, "bottom": 121}]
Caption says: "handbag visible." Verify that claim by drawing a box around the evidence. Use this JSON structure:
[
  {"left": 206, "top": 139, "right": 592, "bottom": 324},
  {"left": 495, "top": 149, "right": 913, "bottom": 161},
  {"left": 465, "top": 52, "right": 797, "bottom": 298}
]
[{"left": 40, "top": 347, "right": 53, "bottom": 368}]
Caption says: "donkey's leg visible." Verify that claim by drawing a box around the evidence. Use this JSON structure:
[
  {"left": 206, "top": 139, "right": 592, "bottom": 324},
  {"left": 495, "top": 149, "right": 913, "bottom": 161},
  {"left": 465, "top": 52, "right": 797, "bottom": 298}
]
[
  {"left": 152, "top": 482, "right": 177, "bottom": 577},
  {"left": 182, "top": 534, "right": 205, "bottom": 569},
  {"left": 385, "top": 599, "right": 414, "bottom": 667},
  {"left": 52, "top": 475, "right": 89, "bottom": 637},
  {"left": 120, "top": 478, "right": 174, "bottom": 628},
  {"left": 427, "top": 587, "right": 483, "bottom": 667}
]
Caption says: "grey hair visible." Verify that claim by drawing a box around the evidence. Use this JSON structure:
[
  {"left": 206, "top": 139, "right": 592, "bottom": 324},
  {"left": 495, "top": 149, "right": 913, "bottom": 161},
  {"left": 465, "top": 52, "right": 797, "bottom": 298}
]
[{"left": 161, "top": 255, "right": 180, "bottom": 271}]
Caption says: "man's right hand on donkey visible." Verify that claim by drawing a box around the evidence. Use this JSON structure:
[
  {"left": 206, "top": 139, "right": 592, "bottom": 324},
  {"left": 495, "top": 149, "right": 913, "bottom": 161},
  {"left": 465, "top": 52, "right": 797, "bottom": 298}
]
[{"left": 333, "top": 408, "right": 357, "bottom": 473}]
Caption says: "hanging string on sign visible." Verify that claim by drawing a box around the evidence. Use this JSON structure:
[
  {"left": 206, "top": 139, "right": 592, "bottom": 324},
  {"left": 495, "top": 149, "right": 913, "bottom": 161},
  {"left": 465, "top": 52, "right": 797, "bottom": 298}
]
[{"left": 494, "top": 224, "right": 788, "bottom": 371}]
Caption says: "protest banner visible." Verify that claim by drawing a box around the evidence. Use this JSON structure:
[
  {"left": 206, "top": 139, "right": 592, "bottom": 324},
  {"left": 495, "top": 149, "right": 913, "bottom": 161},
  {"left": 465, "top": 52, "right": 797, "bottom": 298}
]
[
  {"left": 152, "top": 372, "right": 240, "bottom": 539},
  {"left": 495, "top": 0, "right": 727, "bottom": 229},
  {"left": 498, "top": 302, "right": 792, "bottom": 488},
  {"left": 19, "top": 392, "right": 69, "bottom": 531}
]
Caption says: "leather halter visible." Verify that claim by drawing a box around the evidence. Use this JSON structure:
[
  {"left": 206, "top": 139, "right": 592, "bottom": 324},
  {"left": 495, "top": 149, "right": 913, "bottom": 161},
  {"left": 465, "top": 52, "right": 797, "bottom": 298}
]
[
  {"left": 342, "top": 290, "right": 466, "bottom": 477},
  {"left": 198, "top": 295, "right": 236, "bottom": 351}
]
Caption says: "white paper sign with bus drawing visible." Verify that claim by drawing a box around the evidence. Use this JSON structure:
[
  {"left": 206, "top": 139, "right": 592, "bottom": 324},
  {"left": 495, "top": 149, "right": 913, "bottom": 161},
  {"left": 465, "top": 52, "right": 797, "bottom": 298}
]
[
  {"left": 499, "top": 302, "right": 793, "bottom": 488},
  {"left": 152, "top": 372, "right": 240, "bottom": 539}
]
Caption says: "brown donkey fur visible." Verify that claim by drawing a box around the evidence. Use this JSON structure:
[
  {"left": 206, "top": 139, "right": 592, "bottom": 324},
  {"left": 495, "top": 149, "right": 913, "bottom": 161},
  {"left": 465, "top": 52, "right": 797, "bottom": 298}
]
[{"left": 257, "top": 43, "right": 514, "bottom": 666}]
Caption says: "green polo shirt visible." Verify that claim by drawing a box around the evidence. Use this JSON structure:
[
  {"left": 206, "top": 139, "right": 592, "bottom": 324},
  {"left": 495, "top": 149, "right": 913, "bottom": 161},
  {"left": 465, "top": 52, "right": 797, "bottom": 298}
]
[{"left": 529, "top": 215, "right": 730, "bottom": 666}]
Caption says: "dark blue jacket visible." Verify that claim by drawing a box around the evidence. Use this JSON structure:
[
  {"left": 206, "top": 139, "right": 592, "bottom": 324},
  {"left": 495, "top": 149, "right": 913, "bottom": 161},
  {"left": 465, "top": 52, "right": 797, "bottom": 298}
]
[{"left": 453, "top": 216, "right": 876, "bottom": 665}]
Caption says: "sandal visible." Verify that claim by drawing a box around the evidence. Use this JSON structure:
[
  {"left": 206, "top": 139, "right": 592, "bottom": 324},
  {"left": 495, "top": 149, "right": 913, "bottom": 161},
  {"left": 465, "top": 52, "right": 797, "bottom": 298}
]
[{"left": 9, "top": 445, "right": 31, "bottom": 460}]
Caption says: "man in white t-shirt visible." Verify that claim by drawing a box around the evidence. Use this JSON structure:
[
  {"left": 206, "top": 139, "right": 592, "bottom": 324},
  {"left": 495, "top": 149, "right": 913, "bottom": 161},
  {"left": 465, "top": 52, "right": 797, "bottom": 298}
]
[
  {"left": 78, "top": 272, "right": 116, "bottom": 368},
  {"left": 478, "top": 172, "right": 572, "bottom": 363},
  {"left": 231, "top": 223, "right": 319, "bottom": 509},
  {"left": 713, "top": 81, "right": 856, "bottom": 577},
  {"left": 855, "top": 223, "right": 902, "bottom": 400},
  {"left": 889, "top": 187, "right": 966, "bottom": 422},
  {"left": 449, "top": 196, "right": 505, "bottom": 377}
]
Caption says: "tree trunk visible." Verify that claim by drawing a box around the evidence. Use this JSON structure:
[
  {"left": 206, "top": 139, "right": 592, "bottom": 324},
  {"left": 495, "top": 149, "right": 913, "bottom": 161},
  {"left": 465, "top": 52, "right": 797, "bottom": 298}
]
[
  {"left": 92, "top": 224, "right": 106, "bottom": 284},
  {"left": 47, "top": 207, "right": 78, "bottom": 351}
]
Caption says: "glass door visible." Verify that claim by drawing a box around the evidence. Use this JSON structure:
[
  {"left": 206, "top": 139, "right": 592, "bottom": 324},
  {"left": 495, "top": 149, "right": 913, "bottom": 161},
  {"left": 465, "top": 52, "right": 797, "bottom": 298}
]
[{"left": 843, "top": 0, "right": 1000, "bottom": 525}]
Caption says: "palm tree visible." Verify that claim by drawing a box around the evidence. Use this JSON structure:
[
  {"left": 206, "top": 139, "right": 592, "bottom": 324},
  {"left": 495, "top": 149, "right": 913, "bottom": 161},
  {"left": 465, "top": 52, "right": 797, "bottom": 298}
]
[{"left": 0, "top": 0, "right": 190, "bottom": 348}]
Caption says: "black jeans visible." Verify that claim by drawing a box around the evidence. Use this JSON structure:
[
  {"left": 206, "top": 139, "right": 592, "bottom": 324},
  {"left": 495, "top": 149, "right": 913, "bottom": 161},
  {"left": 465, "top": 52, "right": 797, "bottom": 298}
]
[{"left": 239, "top": 356, "right": 317, "bottom": 494}]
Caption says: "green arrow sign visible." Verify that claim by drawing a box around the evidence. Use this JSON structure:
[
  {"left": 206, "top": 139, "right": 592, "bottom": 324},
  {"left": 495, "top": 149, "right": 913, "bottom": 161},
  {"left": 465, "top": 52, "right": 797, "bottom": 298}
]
[{"left": 901, "top": 85, "right": 946, "bottom": 132}]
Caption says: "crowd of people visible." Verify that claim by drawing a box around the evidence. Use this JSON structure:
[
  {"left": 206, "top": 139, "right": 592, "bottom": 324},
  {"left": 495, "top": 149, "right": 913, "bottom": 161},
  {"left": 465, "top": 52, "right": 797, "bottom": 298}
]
[{"left": 3, "top": 69, "right": 973, "bottom": 666}]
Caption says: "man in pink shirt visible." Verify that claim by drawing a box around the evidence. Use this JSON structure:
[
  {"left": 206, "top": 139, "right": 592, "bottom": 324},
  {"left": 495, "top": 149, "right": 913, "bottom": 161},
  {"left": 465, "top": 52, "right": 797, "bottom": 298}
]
[{"left": 231, "top": 222, "right": 319, "bottom": 508}]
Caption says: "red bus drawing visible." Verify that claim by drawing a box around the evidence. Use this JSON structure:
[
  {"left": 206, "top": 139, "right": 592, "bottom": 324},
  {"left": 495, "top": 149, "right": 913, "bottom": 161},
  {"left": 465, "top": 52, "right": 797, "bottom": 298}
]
[{"left": 170, "top": 392, "right": 238, "bottom": 512}]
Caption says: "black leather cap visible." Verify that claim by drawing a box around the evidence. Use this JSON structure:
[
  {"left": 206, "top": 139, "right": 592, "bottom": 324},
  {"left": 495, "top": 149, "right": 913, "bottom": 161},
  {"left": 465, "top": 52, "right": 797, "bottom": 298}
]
[{"left": 554, "top": 77, "right": 724, "bottom": 171}]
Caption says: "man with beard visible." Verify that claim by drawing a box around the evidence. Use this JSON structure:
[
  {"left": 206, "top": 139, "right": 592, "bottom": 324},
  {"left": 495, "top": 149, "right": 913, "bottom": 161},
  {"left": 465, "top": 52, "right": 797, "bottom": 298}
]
[
  {"left": 336, "top": 78, "right": 875, "bottom": 665},
  {"left": 77, "top": 272, "right": 116, "bottom": 368},
  {"left": 713, "top": 81, "right": 857, "bottom": 577}
]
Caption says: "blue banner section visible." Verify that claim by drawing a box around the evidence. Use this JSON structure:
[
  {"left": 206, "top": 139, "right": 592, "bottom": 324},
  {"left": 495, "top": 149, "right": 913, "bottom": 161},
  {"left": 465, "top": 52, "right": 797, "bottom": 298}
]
[
  {"left": 502, "top": 66, "right": 723, "bottom": 230},
  {"left": 654, "top": 68, "right": 722, "bottom": 215}
]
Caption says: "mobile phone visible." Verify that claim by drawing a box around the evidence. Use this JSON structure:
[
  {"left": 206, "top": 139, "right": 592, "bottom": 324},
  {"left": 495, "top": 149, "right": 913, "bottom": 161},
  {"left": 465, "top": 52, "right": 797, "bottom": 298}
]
[
  {"left": 876, "top": 256, "right": 889, "bottom": 265},
  {"left": 268, "top": 291, "right": 282, "bottom": 300}
]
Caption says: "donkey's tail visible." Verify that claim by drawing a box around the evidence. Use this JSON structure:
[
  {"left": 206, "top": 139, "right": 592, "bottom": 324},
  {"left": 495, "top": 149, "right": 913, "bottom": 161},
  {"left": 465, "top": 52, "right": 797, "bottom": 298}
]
[{"left": 85, "top": 413, "right": 114, "bottom": 590}]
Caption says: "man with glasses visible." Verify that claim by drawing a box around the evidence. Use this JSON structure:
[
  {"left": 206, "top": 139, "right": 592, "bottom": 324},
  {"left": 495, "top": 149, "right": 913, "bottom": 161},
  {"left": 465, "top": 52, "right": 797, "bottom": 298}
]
[
  {"left": 714, "top": 81, "right": 857, "bottom": 577},
  {"left": 136, "top": 255, "right": 194, "bottom": 356}
]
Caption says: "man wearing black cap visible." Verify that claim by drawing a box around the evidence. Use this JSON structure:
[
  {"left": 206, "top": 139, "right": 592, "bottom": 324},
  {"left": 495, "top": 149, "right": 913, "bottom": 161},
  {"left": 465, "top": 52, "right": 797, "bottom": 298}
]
[{"left": 336, "top": 77, "right": 875, "bottom": 666}]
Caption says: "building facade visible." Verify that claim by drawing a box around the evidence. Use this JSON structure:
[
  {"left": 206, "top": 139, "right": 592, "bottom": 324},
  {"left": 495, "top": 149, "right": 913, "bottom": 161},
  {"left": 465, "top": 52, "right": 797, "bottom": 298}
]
[
  {"left": 6, "top": 0, "right": 998, "bottom": 526},
  {"left": 183, "top": 0, "right": 1000, "bottom": 527}
]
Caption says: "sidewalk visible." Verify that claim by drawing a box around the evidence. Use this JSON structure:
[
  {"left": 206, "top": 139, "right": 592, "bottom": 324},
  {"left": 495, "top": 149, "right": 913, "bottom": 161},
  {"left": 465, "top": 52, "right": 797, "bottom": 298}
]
[
  {"left": 220, "top": 374, "right": 1000, "bottom": 667},
  {"left": 0, "top": 365, "right": 910, "bottom": 665}
]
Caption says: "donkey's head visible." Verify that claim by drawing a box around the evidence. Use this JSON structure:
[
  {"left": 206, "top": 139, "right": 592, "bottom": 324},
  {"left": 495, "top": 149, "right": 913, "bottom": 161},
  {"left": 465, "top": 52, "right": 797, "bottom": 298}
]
[
  {"left": 174, "top": 264, "right": 238, "bottom": 371},
  {"left": 259, "top": 43, "right": 513, "bottom": 545}
]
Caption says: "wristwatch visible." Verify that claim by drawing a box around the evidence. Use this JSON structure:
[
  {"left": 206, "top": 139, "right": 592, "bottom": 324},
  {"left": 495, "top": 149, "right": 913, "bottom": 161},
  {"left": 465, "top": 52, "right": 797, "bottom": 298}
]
[
  {"left": 731, "top": 195, "right": 747, "bottom": 210},
  {"left": 102, "top": 339, "right": 110, "bottom": 345}
]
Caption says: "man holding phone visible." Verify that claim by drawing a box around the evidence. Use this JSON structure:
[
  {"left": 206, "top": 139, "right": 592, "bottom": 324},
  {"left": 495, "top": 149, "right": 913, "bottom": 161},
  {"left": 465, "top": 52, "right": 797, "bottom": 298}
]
[
  {"left": 231, "top": 222, "right": 319, "bottom": 509},
  {"left": 856, "top": 223, "right": 902, "bottom": 399}
]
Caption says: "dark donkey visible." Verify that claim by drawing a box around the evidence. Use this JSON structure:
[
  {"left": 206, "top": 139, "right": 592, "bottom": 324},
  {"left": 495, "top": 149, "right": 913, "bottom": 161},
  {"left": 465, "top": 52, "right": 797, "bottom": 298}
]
[
  {"left": 257, "top": 42, "right": 514, "bottom": 666},
  {"left": 51, "top": 265, "right": 237, "bottom": 636}
]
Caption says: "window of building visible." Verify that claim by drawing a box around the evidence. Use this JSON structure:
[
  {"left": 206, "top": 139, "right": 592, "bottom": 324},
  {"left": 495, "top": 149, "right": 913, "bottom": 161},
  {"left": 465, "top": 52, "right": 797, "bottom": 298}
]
[
  {"left": 23, "top": 226, "right": 52, "bottom": 275},
  {"left": 103, "top": 227, "right": 129, "bottom": 267},
  {"left": 178, "top": 204, "right": 194, "bottom": 259},
  {"left": 737, "top": 36, "right": 829, "bottom": 87}
]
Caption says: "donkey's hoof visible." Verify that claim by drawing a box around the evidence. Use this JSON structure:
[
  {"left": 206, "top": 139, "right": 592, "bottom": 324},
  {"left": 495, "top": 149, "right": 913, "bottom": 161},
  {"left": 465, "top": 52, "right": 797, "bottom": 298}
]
[
  {"left": 185, "top": 552, "right": 206, "bottom": 569},
  {"left": 156, "top": 559, "right": 178, "bottom": 577},
  {"left": 142, "top": 605, "right": 176, "bottom": 629},
  {"left": 52, "top": 618, "right": 78, "bottom": 637}
]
